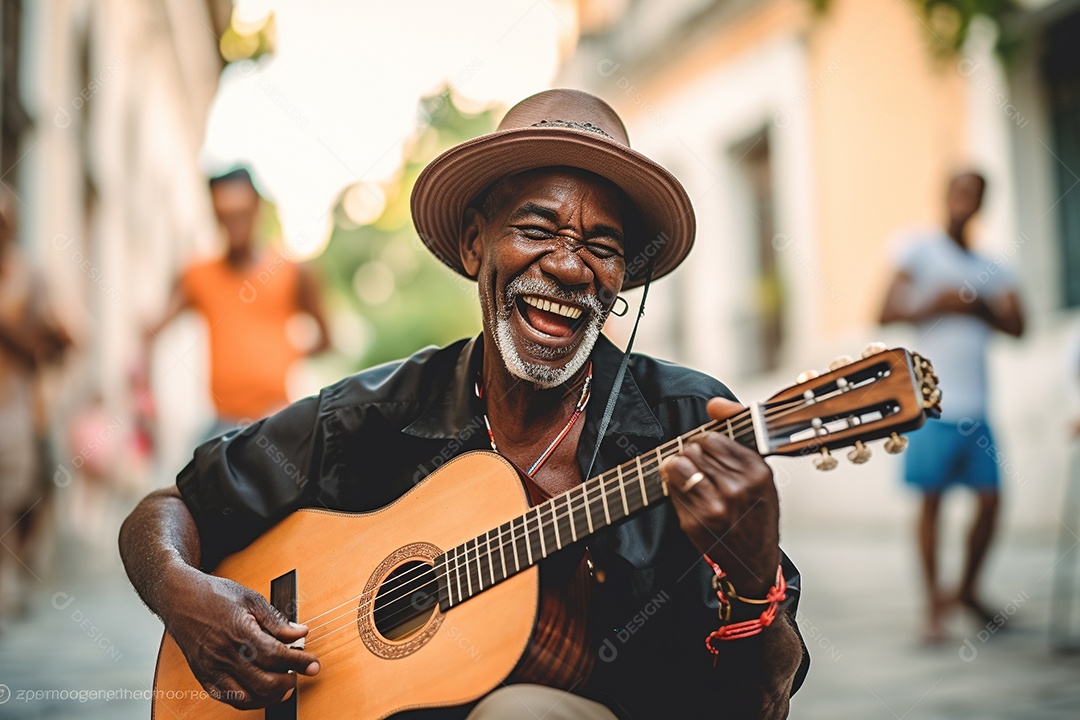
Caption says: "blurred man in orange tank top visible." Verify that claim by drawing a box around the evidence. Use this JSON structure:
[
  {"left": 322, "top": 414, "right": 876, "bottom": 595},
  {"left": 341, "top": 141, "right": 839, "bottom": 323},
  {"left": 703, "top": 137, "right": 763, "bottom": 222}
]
[{"left": 143, "top": 168, "right": 330, "bottom": 437}]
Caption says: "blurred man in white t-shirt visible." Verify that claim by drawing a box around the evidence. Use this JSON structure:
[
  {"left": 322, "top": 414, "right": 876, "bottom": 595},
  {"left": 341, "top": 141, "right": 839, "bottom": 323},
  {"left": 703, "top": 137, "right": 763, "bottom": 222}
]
[{"left": 880, "top": 171, "right": 1024, "bottom": 642}]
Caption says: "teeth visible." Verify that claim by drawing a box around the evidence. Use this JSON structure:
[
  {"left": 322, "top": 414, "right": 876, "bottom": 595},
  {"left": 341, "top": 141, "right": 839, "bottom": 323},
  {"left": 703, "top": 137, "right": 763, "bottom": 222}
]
[{"left": 522, "top": 295, "right": 583, "bottom": 320}]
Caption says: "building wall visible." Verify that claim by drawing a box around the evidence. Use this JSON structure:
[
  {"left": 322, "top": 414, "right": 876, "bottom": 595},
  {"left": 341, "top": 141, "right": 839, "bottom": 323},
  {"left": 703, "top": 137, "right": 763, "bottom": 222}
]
[
  {"left": 17, "top": 0, "right": 223, "bottom": 485},
  {"left": 806, "top": 0, "right": 969, "bottom": 334},
  {"left": 562, "top": 0, "right": 1077, "bottom": 533}
]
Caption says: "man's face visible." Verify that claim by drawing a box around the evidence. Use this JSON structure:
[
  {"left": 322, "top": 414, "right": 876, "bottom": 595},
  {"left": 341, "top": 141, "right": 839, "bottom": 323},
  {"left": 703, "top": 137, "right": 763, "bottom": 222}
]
[
  {"left": 211, "top": 181, "right": 260, "bottom": 253},
  {"left": 947, "top": 173, "right": 985, "bottom": 226},
  {"left": 461, "top": 168, "right": 628, "bottom": 388}
]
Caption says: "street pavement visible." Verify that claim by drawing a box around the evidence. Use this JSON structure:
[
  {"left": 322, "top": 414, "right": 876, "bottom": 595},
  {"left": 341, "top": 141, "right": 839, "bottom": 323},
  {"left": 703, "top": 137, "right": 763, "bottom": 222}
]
[
  {"left": 1, "top": 520, "right": 1077, "bottom": 719},
  {"left": 785, "top": 523, "right": 1080, "bottom": 719}
]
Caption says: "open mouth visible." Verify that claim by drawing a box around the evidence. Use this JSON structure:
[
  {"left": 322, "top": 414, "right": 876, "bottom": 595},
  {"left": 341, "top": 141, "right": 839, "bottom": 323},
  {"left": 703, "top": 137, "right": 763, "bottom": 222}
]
[{"left": 516, "top": 294, "right": 587, "bottom": 339}]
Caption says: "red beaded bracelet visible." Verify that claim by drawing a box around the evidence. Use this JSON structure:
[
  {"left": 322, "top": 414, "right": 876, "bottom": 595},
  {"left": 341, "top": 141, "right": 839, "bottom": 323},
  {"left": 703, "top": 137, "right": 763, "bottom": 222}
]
[{"left": 702, "top": 556, "right": 786, "bottom": 656}]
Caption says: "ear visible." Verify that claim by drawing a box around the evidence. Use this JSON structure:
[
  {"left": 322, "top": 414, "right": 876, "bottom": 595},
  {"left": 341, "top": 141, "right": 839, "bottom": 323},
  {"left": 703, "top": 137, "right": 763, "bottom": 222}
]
[{"left": 459, "top": 207, "right": 484, "bottom": 278}]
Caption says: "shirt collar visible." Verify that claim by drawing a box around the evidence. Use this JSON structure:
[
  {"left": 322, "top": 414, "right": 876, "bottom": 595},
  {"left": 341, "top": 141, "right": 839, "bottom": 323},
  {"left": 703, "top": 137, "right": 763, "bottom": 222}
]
[
  {"left": 400, "top": 335, "right": 484, "bottom": 440},
  {"left": 401, "top": 334, "right": 664, "bottom": 443},
  {"left": 582, "top": 334, "right": 665, "bottom": 440}
]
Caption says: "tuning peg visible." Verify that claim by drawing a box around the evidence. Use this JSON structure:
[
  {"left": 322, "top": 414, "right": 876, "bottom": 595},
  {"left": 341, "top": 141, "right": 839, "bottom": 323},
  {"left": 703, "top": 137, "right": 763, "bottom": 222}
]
[
  {"left": 796, "top": 369, "right": 820, "bottom": 384},
  {"left": 828, "top": 355, "right": 854, "bottom": 371},
  {"left": 847, "top": 441, "right": 872, "bottom": 464},
  {"left": 884, "top": 432, "right": 908, "bottom": 454},
  {"left": 813, "top": 448, "right": 839, "bottom": 471},
  {"left": 861, "top": 342, "right": 888, "bottom": 358},
  {"left": 923, "top": 388, "right": 942, "bottom": 409}
]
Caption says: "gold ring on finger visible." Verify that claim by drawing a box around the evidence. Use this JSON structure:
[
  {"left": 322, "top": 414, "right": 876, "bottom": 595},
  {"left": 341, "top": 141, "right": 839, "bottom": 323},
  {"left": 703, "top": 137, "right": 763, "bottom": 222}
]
[{"left": 681, "top": 471, "right": 705, "bottom": 492}]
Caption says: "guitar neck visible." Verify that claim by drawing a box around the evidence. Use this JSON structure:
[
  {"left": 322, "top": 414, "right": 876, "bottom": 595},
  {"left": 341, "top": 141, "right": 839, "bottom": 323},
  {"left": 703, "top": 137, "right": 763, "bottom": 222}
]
[
  {"left": 435, "top": 410, "right": 758, "bottom": 610},
  {"left": 435, "top": 346, "right": 940, "bottom": 610}
]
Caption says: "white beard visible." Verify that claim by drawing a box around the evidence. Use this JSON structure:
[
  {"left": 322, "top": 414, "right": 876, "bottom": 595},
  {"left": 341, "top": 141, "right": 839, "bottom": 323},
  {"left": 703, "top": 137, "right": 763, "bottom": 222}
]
[{"left": 488, "top": 276, "right": 607, "bottom": 389}]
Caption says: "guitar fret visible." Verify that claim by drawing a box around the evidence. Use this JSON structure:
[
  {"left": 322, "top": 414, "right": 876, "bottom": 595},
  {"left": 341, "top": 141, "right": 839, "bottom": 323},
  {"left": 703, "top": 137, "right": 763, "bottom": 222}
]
[
  {"left": 532, "top": 506, "right": 545, "bottom": 558},
  {"left": 485, "top": 531, "right": 495, "bottom": 587},
  {"left": 453, "top": 546, "right": 463, "bottom": 605},
  {"left": 439, "top": 554, "right": 453, "bottom": 608},
  {"left": 567, "top": 493, "right": 578, "bottom": 543},
  {"left": 636, "top": 455, "right": 648, "bottom": 507},
  {"left": 474, "top": 537, "right": 485, "bottom": 592},
  {"left": 601, "top": 475, "right": 612, "bottom": 525},
  {"left": 657, "top": 447, "right": 669, "bottom": 502},
  {"left": 510, "top": 518, "right": 521, "bottom": 571},
  {"left": 463, "top": 540, "right": 473, "bottom": 598},
  {"left": 523, "top": 515, "right": 534, "bottom": 566},
  {"left": 582, "top": 482, "right": 594, "bottom": 533},
  {"left": 497, "top": 524, "right": 508, "bottom": 581},
  {"left": 617, "top": 465, "right": 629, "bottom": 518},
  {"left": 551, "top": 499, "right": 562, "bottom": 550},
  {"left": 468, "top": 539, "right": 478, "bottom": 595},
  {"left": 726, "top": 417, "right": 734, "bottom": 440}
]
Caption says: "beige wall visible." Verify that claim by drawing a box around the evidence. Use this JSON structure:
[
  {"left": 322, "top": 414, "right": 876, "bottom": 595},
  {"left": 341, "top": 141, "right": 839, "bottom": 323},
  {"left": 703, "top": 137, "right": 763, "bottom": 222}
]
[
  {"left": 591, "top": 0, "right": 971, "bottom": 337},
  {"left": 806, "top": 0, "right": 968, "bottom": 333}
]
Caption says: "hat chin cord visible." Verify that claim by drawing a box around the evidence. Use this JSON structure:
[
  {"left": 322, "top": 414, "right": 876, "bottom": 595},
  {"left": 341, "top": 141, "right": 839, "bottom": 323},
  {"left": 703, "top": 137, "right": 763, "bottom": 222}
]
[{"left": 583, "top": 262, "right": 653, "bottom": 480}]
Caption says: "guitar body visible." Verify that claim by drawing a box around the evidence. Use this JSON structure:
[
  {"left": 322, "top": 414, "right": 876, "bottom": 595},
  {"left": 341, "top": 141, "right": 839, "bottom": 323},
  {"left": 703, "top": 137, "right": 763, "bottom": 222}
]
[{"left": 152, "top": 452, "right": 539, "bottom": 720}]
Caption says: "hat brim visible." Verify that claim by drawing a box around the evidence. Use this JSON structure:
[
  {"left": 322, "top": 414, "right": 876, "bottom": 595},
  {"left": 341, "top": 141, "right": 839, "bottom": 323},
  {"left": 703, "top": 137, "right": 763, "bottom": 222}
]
[{"left": 410, "top": 127, "right": 695, "bottom": 291}]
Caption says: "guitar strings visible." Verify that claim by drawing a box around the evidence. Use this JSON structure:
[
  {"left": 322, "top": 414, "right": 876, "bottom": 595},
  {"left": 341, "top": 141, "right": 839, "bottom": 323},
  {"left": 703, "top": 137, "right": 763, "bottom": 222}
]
[
  {"left": 298, "top": 391, "right": 817, "bottom": 629},
  {"left": 300, "top": 379, "right": 879, "bottom": 647},
  {"left": 299, "top": 384, "right": 864, "bottom": 647},
  {"left": 303, "top": 430, "right": 750, "bottom": 649},
  {"left": 301, "top": 381, "right": 872, "bottom": 648}
]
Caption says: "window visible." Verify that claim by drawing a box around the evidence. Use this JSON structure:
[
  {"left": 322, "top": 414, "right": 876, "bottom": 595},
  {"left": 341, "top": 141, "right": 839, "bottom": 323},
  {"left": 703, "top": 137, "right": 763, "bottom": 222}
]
[
  {"left": 731, "top": 129, "right": 784, "bottom": 374},
  {"left": 1046, "top": 10, "right": 1080, "bottom": 307}
]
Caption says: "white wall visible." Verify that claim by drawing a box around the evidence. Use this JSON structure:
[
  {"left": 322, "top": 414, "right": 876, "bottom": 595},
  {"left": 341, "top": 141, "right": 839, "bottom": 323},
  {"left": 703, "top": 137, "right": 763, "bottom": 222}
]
[{"left": 18, "top": 0, "right": 222, "bottom": 487}]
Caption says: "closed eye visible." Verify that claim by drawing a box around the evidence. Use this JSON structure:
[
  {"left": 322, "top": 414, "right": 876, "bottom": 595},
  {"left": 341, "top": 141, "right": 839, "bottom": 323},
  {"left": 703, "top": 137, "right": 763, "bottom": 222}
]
[
  {"left": 586, "top": 242, "right": 622, "bottom": 259},
  {"left": 518, "top": 226, "right": 557, "bottom": 240}
]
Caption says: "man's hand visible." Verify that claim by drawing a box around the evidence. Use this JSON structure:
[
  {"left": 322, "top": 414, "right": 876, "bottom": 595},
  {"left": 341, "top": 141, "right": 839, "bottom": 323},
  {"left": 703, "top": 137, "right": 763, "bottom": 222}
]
[
  {"left": 660, "top": 397, "right": 780, "bottom": 597},
  {"left": 163, "top": 570, "right": 320, "bottom": 709}
]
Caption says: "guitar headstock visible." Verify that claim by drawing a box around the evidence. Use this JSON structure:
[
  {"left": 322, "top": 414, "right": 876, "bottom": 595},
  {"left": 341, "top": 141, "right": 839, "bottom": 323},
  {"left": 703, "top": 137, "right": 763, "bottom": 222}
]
[{"left": 758, "top": 343, "right": 941, "bottom": 469}]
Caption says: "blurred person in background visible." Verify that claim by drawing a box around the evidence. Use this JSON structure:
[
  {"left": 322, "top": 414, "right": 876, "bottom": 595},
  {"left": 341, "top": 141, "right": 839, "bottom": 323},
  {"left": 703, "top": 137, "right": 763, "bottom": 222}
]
[
  {"left": 64, "top": 392, "right": 132, "bottom": 542},
  {"left": 0, "top": 188, "right": 71, "bottom": 625},
  {"left": 142, "top": 168, "right": 330, "bottom": 439},
  {"left": 880, "top": 171, "right": 1025, "bottom": 643}
]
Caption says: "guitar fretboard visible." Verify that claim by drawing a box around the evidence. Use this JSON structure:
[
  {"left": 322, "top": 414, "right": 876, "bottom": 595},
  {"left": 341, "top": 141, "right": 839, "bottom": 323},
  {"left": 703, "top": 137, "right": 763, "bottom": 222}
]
[{"left": 434, "top": 410, "right": 757, "bottom": 609}]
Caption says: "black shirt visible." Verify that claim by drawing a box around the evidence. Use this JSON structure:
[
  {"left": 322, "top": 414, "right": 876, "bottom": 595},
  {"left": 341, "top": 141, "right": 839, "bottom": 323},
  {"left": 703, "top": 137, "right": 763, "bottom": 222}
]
[{"left": 177, "top": 334, "right": 809, "bottom": 719}]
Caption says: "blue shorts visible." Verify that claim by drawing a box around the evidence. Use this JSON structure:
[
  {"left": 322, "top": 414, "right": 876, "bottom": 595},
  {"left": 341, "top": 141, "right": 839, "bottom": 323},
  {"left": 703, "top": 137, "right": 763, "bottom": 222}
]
[{"left": 903, "top": 418, "right": 1000, "bottom": 493}]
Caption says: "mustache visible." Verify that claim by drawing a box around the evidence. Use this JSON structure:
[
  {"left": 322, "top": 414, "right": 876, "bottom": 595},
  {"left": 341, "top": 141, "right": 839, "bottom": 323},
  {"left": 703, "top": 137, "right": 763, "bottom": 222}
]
[{"left": 503, "top": 276, "right": 607, "bottom": 315}]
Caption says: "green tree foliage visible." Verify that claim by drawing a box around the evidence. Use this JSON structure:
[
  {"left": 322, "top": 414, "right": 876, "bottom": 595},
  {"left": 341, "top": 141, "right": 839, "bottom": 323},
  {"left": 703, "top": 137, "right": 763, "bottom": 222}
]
[{"left": 316, "top": 91, "right": 495, "bottom": 370}]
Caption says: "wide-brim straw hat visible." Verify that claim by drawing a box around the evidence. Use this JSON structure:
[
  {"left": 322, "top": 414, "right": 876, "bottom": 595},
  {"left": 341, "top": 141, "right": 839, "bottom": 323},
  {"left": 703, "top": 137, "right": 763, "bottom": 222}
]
[{"left": 410, "top": 88, "right": 695, "bottom": 290}]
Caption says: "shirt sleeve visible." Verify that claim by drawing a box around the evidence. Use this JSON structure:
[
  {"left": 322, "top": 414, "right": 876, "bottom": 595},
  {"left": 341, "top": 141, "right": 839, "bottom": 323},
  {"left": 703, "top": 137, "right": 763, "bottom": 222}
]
[
  {"left": 985, "top": 259, "right": 1020, "bottom": 299},
  {"left": 176, "top": 393, "right": 328, "bottom": 569},
  {"left": 179, "top": 264, "right": 198, "bottom": 312},
  {"left": 890, "top": 232, "right": 923, "bottom": 276}
]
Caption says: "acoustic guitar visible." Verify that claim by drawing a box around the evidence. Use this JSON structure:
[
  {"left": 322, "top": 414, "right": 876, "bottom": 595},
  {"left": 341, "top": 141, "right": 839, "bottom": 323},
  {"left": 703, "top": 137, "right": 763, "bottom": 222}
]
[{"left": 152, "top": 345, "right": 941, "bottom": 719}]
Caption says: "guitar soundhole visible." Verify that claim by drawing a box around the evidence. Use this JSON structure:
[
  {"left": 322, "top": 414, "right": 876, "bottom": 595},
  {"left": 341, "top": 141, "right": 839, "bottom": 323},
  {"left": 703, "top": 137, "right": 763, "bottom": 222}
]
[
  {"left": 373, "top": 560, "right": 439, "bottom": 641},
  {"left": 359, "top": 542, "right": 444, "bottom": 659}
]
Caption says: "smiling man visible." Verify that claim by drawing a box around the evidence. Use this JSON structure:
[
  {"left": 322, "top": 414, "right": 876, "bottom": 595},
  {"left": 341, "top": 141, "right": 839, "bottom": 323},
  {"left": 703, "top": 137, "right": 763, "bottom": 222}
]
[{"left": 120, "top": 89, "right": 808, "bottom": 719}]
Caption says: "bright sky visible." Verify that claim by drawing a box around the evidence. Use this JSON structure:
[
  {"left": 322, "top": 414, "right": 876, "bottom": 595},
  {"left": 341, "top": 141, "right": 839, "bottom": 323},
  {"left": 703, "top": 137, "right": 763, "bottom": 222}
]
[{"left": 201, "top": 0, "right": 578, "bottom": 259}]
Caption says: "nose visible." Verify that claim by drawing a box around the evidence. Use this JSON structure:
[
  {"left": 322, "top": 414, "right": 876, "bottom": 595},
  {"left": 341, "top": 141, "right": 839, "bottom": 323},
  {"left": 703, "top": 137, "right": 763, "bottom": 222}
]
[{"left": 538, "top": 244, "right": 594, "bottom": 288}]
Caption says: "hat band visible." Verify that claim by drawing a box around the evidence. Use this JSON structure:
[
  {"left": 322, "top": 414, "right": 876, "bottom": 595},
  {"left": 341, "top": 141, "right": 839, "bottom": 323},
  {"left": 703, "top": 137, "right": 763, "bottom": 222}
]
[{"left": 529, "top": 119, "right": 614, "bottom": 140}]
